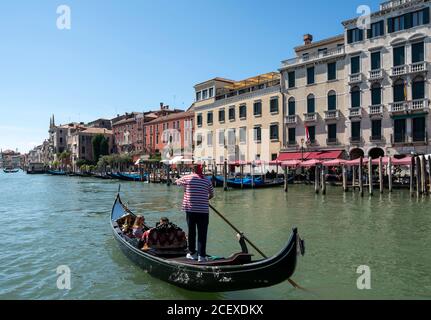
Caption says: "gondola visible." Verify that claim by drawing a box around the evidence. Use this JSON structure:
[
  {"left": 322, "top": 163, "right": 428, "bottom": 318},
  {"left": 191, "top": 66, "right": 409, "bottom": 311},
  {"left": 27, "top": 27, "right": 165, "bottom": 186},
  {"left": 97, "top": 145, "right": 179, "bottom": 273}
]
[
  {"left": 226, "top": 177, "right": 290, "bottom": 189},
  {"left": 110, "top": 193, "right": 304, "bottom": 292},
  {"left": 47, "top": 170, "right": 67, "bottom": 176},
  {"left": 117, "top": 172, "right": 146, "bottom": 182},
  {"left": 3, "top": 168, "right": 19, "bottom": 173}
]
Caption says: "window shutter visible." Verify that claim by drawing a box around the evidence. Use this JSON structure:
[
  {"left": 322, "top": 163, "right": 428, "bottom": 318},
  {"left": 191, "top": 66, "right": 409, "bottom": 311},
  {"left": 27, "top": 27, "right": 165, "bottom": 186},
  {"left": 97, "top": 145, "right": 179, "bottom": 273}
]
[
  {"left": 380, "top": 21, "right": 385, "bottom": 35},
  {"left": 359, "top": 29, "right": 364, "bottom": 41},
  {"left": 367, "top": 28, "right": 372, "bottom": 39},
  {"left": 388, "top": 17, "right": 394, "bottom": 33},
  {"left": 405, "top": 13, "right": 412, "bottom": 29},
  {"left": 424, "top": 8, "right": 430, "bottom": 24},
  {"left": 347, "top": 30, "right": 352, "bottom": 44}
]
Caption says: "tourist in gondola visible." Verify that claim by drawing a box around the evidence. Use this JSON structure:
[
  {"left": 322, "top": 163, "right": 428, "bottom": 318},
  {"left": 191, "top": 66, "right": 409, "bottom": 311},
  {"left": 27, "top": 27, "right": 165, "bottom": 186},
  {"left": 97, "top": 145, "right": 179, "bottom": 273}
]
[
  {"left": 176, "top": 164, "right": 214, "bottom": 263},
  {"left": 131, "top": 215, "right": 149, "bottom": 239}
]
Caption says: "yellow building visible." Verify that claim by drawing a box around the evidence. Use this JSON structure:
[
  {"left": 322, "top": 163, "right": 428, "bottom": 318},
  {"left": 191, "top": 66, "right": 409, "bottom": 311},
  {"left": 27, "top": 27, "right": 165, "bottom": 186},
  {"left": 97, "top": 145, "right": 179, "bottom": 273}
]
[{"left": 193, "top": 72, "right": 283, "bottom": 165}]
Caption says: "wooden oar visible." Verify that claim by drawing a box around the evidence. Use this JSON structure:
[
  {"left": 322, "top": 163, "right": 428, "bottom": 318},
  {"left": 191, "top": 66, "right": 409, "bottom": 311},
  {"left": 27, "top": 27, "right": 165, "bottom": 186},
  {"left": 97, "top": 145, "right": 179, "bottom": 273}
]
[{"left": 209, "top": 203, "right": 306, "bottom": 291}]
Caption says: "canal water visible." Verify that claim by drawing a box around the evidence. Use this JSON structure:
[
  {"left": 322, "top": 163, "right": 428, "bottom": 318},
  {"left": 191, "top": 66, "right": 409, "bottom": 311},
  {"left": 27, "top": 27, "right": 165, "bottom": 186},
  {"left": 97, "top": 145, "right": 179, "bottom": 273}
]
[{"left": 0, "top": 171, "right": 430, "bottom": 300}]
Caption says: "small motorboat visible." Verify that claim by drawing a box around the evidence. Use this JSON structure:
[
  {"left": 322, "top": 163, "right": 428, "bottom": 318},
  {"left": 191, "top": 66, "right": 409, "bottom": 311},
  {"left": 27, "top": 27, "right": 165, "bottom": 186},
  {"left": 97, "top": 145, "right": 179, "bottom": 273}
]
[
  {"left": 3, "top": 168, "right": 19, "bottom": 173},
  {"left": 47, "top": 170, "right": 67, "bottom": 176},
  {"left": 110, "top": 193, "right": 304, "bottom": 292}
]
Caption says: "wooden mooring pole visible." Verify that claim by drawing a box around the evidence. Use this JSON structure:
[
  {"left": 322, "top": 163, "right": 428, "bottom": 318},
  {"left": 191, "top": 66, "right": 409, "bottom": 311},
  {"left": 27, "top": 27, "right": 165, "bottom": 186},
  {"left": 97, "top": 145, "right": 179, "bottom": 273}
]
[
  {"left": 410, "top": 157, "right": 415, "bottom": 197},
  {"left": 284, "top": 166, "right": 289, "bottom": 193},
  {"left": 368, "top": 157, "right": 373, "bottom": 196},
  {"left": 359, "top": 157, "right": 364, "bottom": 197},
  {"left": 321, "top": 165, "right": 326, "bottom": 195},
  {"left": 379, "top": 156, "right": 384, "bottom": 194},
  {"left": 342, "top": 164, "right": 348, "bottom": 192},
  {"left": 388, "top": 157, "right": 393, "bottom": 193},
  {"left": 223, "top": 160, "right": 228, "bottom": 191},
  {"left": 314, "top": 165, "right": 320, "bottom": 194},
  {"left": 416, "top": 156, "right": 421, "bottom": 197}
]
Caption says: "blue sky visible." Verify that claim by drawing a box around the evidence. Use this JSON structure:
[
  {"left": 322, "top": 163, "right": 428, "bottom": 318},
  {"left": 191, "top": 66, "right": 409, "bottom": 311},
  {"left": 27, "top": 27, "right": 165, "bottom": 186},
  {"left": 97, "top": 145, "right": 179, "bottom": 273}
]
[{"left": 0, "top": 0, "right": 382, "bottom": 153}]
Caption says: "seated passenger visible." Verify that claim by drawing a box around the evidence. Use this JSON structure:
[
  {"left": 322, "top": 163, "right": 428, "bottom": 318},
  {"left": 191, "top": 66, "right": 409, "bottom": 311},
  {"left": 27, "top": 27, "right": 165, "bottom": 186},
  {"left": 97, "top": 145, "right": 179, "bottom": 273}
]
[
  {"left": 156, "top": 217, "right": 169, "bottom": 227},
  {"left": 117, "top": 214, "right": 134, "bottom": 234},
  {"left": 132, "top": 215, "right": 149, "bottom": 239}
]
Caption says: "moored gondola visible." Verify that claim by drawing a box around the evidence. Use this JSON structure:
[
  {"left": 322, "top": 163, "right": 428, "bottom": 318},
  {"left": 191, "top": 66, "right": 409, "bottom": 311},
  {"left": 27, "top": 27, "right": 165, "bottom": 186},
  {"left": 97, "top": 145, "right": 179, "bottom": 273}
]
[
  {"left": 3, "top": 168, "right": 20, "bottom": 173},
  {"left": 110, "top": 193, "right": 304, "bottom": 292}
]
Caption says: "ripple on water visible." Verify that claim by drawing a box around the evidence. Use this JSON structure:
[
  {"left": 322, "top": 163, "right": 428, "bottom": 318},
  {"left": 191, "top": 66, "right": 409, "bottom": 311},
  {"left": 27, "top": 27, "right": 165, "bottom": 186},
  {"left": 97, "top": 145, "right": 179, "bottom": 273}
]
[{"left": 0, "top": 173, "right": 430, "bottom": 299}]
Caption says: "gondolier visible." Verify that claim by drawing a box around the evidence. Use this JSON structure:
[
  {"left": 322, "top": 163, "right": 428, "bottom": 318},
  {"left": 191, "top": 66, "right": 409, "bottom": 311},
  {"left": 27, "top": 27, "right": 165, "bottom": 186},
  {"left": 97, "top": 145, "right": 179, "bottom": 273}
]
[{"left": 176, "top": 164, "right": 214, "bottom": 262}]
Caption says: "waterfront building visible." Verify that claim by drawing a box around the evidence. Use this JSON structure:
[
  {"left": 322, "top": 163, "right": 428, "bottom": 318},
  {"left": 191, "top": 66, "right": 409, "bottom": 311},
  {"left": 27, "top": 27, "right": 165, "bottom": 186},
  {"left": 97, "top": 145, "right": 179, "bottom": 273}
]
[
  {"left": 143, "top": 109, "right": 194, "bottom": 159},
  {"left": 69, "top": 127, "right": 114, "bottom": 170},
  {"left": 87, "top": 118, "right": 112, "bottom": 130},
  {"left": 279, "top": 34, "right": 347, "bottom": 159},
  {"left": 112, "top": 112, "right": 143, "bottom": 154},
  {"left": 192, "top": 73, "right": 283, "bottom": 164},
  {"left": 0, "top": 149, "right": 22, "bottom": 169},
  {"left": 279, "top": 0, "right": 431, "bottom": 160},
  {"left": 342, "top": 0, "right": 431, "bottom": 158}
]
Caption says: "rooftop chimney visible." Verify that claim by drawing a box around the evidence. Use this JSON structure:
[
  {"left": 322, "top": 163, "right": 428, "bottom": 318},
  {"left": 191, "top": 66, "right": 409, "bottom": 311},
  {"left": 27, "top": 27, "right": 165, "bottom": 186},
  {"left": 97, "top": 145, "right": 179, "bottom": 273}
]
[{"left": 303, "top": 34, "right": 313, "bottom": 45}]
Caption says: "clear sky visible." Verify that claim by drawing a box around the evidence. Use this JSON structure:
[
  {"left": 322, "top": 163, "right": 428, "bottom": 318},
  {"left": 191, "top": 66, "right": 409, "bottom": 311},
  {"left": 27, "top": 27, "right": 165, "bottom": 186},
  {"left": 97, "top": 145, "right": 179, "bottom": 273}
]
[{"left": 0, "top": 0, "right": 383, "bottom": 153}]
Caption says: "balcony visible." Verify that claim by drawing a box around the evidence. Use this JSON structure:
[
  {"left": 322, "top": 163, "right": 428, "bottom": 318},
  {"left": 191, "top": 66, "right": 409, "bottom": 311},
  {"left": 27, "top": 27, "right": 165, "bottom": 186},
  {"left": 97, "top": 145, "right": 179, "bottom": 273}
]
[
  {"left": 370, "top": 135, "right": 384, "bottom": 143},
  {"left": 349, "top": 73, "right": 363, "bottom": 84},
  {"left": 324, "top": 110, "right": 340, "bottom": 121},
  {"left": 369, "top": 69, "right": 384, "bottom": 81},
  {"left": 380, "top": 0, "right": 414, "bottom": 10},
  {"left": 391, "top": 65, "right": 408, "bottom": 77},
  {"left": 389, "top": 102, "right": 408, "bottom": 114},
  {"left": 285, "top": 115, "right": 298, "bottom": 125},
  {"left": 410, "top": 98, "right": 430, "bottom": 113},
  {"left": 326, "top": 138, "right": 339, "bottom": 145},
  {"left": 350, "top": 136, "right": 363, "bottom": 145},
  {"left": 349, "top": 107, "right": 362, "bottom": 119},
  {"left": 281, "top": 46, "right": 345, "bottom": 68},
  {"left": 391, "top": 134, "right": 408, "bottom": 145},
  {"left": 303, "top": 112, "right": 317, "bottom": 123},
  {"left": 368, "top": 105, "right": 384, "bottom": 117},
  {"left": 410, "top": 61, "right": 427, "bottom": 74}
]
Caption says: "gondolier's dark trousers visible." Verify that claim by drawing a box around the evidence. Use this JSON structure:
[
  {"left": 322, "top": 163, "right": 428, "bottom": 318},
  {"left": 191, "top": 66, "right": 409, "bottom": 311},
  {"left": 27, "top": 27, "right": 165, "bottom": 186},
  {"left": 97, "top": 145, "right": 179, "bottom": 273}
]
[{"left": 186, "top": 212, "right": 209, "bottom": 257}]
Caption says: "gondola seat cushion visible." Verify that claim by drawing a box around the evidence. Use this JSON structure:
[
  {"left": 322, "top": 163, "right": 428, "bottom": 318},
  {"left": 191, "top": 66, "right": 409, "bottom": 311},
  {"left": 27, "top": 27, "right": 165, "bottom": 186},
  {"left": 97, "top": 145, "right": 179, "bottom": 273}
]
[{"left": 142, "top": 228, "right": 187, "bottom": 250}]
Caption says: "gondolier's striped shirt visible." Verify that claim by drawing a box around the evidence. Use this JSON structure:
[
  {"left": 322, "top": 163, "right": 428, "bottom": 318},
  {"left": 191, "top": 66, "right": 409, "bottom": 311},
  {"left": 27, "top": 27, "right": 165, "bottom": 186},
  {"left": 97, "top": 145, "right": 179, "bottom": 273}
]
[{"left": 176, "top": 174, "right": 214, "bottom": 214}]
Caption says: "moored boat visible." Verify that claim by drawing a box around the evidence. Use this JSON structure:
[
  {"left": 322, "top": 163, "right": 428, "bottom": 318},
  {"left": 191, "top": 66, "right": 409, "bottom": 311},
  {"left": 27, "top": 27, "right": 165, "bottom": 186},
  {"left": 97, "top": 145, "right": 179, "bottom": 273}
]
[
  {"left": 117, "top": 172, "right": 146, "bottom": 181},
  {"left": 47, "top": 170, "right": 67, "bottom": 176},
  {"left": 110, "top": 193, "right": 304, "bottom": 292},
  {"left": 3, "top": 168, "right": 20, "bottom": 173}
]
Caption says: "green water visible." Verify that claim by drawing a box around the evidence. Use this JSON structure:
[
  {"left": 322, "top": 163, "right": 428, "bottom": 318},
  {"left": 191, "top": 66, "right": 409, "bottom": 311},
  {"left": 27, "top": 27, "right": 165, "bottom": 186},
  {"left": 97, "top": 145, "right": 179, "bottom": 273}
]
[{"left": 0, "top": 171, "right": 430, "bottom": 299}]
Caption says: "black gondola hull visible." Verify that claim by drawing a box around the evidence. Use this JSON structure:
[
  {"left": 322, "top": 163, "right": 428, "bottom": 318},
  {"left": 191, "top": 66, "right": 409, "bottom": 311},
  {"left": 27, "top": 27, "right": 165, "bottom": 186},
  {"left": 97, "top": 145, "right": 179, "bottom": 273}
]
[{"left": 111, "top": 195, "right": 300, "bottom": 292}]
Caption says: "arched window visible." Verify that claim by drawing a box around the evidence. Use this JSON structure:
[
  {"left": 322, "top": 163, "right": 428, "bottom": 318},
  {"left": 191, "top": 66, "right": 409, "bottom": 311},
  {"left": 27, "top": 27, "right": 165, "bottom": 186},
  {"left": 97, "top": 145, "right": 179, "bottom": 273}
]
[
  {"left": 351, "top": 86, "right": 361, "bottom": 108},
  {"left": 288, "top": 97, "right": 296, "bottom": 116},
  {"left": 371, "top": 82, "right": 382, "bottom": 105},
  {"left": 307, "top": 94, "right": 315, "bottom": 114},
  {"left": 412, "top": 76, "right": 425, "bottom": 100},
  {"left": 393, "top": 79, "right": 406, "bottom": 102},
  {"left": 327, "top": 90, "right": 337, "bottom": 111}
]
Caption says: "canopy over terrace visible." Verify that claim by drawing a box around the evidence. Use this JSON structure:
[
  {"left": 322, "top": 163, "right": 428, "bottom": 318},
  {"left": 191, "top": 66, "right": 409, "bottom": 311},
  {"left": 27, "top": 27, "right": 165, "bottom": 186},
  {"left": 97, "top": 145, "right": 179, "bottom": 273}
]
[
  {"left": 277, "top": 150, "right": 345, "bottom": 162},
  {"left": 220, "top": 72, "right": 280, "bottom": 92}
]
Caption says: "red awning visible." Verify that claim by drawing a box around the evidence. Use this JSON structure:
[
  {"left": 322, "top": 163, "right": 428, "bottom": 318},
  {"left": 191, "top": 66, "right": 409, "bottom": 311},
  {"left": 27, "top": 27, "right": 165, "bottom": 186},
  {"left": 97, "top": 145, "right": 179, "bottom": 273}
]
[
  {"left": 345, "top": 158, "right": 369, "bottom": 166},
  {"left": 281, "top": 160, "right": 302, "bottom": 167},
  {"left": 277, "top": 150, "right": 344, "bottom": 162},
  {"left": 300, "top": 159, "right": 322, "bottom": 167},
  {"left": 371, "top": 157, "right": 390, "bottom": 165},
  {"left": 392, "top": 156, "right": 412, "bottom": 166},
  {"left": 323, "top": 159, "right": 347, "bottom": 167}
]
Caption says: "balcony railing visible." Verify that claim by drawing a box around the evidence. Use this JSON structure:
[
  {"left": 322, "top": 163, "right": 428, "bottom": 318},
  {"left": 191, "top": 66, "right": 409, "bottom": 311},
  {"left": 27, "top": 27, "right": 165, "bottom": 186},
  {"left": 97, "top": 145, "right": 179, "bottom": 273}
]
[
  {"left": 380, "top": 0, "right": 413, "bottom": 11},
  {"left": 410, "top": 98, "right": 430, "bottom": 112},
  {"left": 369, "top": 69, "right": 384, "bottom": 81},
  {"left": 350, "top": 136, "right": 363, "bottom": 144},
  {"left": 410, "top": 61, "right": 427, "bottom": 73},
  {"left": 391, "top": 65, "right": 408, "bottom": 77},
  {"left": 389, "top": 102, "right": 408, "bottom": 114},
  {"left": 324, "top": 110, "right": 340, "bottom": 120},
  {"left": 349, "top": 73, "right": 362, "bottom": 84},
  {"left": 326, "top": 138, "right": 339, "bottom": 145},
  {"left": 391, "top": 134, "right": 408, "bottom": 144},
  {"left": 303, "top": 112, "right": 317, "bottom": 122},
  {"left": 285, "top": 115, "right": 298, "bottom": 125},
  {"left": 349, "top": 107, "right": 362, "bottom": 118},
  {"left": 281, "top": 46, "right": 345, "bottom": 67},
  {"left": 390, "top": 99, "right": 429, "bottom": 114},
  {"left": 368, "top": 104, "right": 384, "bottom": 117}
]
